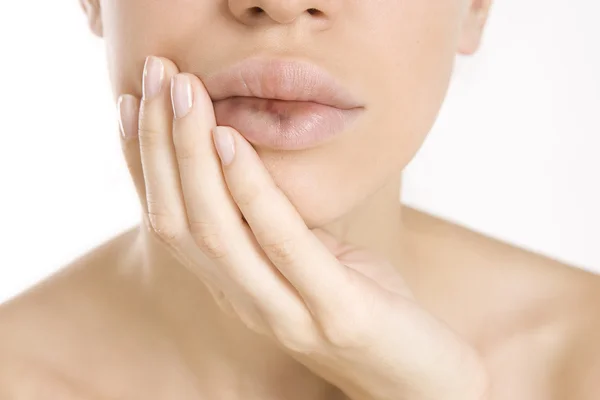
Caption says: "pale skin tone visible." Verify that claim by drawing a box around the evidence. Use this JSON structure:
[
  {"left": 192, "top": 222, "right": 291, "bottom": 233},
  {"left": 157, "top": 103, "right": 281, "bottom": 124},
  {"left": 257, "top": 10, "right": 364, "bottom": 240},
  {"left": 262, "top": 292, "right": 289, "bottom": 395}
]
[{"left": 1, "top": 1, "right": 599, "bottom": 399}]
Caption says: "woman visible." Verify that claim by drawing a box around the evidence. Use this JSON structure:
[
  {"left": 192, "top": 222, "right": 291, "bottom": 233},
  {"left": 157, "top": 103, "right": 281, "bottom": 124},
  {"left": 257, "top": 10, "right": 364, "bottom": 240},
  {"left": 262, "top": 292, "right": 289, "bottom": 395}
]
[{"left": 1, "top": 0, "right": 598, "bottom": 398}]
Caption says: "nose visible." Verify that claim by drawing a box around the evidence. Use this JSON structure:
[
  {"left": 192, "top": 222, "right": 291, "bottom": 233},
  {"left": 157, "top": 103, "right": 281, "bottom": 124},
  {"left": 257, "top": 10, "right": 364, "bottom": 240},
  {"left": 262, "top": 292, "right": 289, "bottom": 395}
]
[{"left": 228, "top": 0, "right": 340, "bottom": 27}]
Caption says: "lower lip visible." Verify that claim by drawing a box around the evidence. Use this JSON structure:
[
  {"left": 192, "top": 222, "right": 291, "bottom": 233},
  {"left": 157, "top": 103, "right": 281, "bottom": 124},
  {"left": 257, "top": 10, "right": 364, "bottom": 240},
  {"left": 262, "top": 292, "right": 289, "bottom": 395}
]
[{"left": 213, "top": 97, "right": 363, "bottom": 150}]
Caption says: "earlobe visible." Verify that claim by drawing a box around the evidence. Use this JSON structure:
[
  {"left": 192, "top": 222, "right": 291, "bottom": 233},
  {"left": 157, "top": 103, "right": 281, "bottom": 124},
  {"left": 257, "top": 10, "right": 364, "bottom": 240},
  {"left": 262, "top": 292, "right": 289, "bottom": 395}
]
[
  {"left": 457, "top": 0, "right": 492, "bottom": 55},
  {"left": 79, "top": 0, "right": 104, "bottom": 38}
]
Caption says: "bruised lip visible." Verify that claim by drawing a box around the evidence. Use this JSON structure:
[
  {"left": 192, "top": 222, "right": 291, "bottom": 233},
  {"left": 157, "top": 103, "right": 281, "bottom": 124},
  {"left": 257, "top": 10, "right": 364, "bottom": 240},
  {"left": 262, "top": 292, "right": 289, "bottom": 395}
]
[{"left": 203, "top": 57, "right": 365, "bottom": 150}]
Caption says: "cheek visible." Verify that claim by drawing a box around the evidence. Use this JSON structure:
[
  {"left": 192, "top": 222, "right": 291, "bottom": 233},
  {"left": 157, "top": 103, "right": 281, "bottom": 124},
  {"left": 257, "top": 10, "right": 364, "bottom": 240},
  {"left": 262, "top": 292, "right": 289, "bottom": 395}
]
[
  {"left": 360, "top": 3, "right": 463, "bottom": 171},
  {"left": 102, "top": 0, "right": 217, "bottom": 101},
  {"left": 255, "top": 146, "right": 381, "bottom": 229},
  {"left": 255, "top": 117, "right": 404, "bottom": 229}
]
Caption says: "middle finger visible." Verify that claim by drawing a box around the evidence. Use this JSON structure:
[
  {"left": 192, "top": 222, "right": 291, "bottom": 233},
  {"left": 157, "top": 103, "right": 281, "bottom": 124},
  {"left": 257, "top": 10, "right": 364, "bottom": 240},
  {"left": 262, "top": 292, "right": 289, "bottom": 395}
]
[
  {"left": 170, "top": 72, "right": 320, "bottom": 347},
  {"left": 138, "top": 56, "right": 188, "bottom": 240}
]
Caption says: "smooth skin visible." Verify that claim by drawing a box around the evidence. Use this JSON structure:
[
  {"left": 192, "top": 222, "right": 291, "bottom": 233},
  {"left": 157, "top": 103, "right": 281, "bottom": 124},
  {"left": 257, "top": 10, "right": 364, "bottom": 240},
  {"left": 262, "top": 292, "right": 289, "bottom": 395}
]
[
  {"left": 1, "top": 0, "right": 600, "bottom": 399},
  {"left": 121, "top": 58, "right": 488, "bottom": 400}
]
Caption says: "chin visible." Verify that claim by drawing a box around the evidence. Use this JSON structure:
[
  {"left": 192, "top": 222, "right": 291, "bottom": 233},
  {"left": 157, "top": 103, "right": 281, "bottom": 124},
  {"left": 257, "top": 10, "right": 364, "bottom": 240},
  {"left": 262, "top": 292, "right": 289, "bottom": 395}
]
[{"left": 268, "top": 170, "right": 373, "bottom": 231}]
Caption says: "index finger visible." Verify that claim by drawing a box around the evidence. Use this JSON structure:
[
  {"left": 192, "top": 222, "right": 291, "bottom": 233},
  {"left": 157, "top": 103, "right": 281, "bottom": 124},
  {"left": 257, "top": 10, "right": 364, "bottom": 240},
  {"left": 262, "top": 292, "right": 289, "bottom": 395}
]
[{"left": 213, "top": 126, "right": 354, "bottom": 321}]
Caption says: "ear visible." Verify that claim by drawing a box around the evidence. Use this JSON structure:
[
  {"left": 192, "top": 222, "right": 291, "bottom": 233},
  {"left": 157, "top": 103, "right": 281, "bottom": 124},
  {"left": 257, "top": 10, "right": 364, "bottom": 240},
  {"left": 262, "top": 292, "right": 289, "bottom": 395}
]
[
  {"left": 457, "top": 0, "right": 492, "bottom": 55},
  {"left": 79, "top": 0, "right": 103, "bottom": 38}
]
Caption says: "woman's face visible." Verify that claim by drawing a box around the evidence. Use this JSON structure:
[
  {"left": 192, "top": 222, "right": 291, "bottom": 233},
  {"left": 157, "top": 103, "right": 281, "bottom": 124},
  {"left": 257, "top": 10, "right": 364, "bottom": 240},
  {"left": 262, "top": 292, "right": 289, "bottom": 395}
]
[{"left": 85, "top": 0, "right": 489, "bottom": 228}]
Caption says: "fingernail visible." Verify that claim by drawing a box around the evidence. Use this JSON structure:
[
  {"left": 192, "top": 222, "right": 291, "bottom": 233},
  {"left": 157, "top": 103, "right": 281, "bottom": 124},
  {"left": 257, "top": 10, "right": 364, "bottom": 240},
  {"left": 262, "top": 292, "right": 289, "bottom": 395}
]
[
  {"left": 171, "top": 74, "right": 193, "bottom": 119},
  {"left": 212, "top": 127, "right": 235, "bottom": 166},
  {"left": 142, "top": 56, "right": 164, "bottom": 101},
  {"left": 117, "top": 95, "right": 139, "bottom": 140}
]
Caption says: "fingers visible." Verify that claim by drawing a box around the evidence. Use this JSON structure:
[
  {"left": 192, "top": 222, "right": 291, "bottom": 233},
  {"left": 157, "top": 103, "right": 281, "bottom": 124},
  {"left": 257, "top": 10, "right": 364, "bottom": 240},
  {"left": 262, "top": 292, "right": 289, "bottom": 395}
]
[
  {"left": 137, "top": 56, "right": 189, "bottom": 244},
  {"left": 117, "top": 94, "right": 145, "bottom": 211},
  {"left": 169, "top": 73, "right": 241, "bottom": 252},
  {"left": 117, "top": 58, "right": 233, "bottom": 317},
  {"left": 213, "top": 126, "right": 353, "bottom": 322},
  {"left": 170, "top": 73, "right": 320, "bottom": 348},
  {"left": 117, "top": 57, "right": 324, "bottom": 351}
]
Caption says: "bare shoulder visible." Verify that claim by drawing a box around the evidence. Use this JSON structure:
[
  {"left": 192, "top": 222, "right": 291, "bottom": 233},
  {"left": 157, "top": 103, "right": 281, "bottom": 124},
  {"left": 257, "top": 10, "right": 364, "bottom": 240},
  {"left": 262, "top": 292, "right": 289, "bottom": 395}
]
[
  {"left": 461, "top": 223, "right": 600, "bottom": 399},
  {"left": 402, "top": 206, "right": 600, "bottom": 398},
  {"left": 0, "top": 225, "right": 142, "bottom": 399},
  {"left": 556, "top": 282, "right": 600, "bottom": 399}
]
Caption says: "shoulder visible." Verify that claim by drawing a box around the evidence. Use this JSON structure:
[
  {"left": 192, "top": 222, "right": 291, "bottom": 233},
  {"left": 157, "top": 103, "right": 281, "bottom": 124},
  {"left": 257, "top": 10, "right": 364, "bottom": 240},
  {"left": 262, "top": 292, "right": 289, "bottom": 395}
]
[
  {"left": 498, "top": 253, "right": 600, "bottom": 399},
  {"left": 0, "top": 353, "right": 106, "bottom": 400},
  {"left": 503, "top": 243, "right": 600, "bottom": 399},
  {"left": 0, "top": 225, "right": 142, "bottom": 398},
  {"left": 556, "top": 282, "right": 600, "bottom": 399},
  {"left": 403, "top": 206, "right": 600, "bottom": 398}
]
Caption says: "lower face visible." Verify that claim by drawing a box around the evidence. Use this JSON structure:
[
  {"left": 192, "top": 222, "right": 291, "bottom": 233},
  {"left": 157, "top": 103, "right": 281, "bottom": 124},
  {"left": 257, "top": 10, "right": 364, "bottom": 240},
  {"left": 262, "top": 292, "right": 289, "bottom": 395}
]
[{"left": 101, "top": 0, "right": 467, "bottom": 228}]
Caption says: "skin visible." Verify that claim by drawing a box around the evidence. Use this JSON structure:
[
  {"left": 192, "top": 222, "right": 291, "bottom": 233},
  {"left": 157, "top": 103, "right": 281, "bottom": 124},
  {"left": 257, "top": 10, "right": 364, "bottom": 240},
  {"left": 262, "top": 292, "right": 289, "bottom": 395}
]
[{"left": 1, "top": 0, "right": 599, "bottom": 399}]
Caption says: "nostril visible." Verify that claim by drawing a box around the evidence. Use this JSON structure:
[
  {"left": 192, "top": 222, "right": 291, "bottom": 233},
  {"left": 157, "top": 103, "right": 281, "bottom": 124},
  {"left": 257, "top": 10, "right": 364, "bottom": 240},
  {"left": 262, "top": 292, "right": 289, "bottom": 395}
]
[
  {"left": 249, "top": 6, "right": 264, "bottom": 16},
  {"left": 242, "top": 6, "right": 325, "bottom": 23}
]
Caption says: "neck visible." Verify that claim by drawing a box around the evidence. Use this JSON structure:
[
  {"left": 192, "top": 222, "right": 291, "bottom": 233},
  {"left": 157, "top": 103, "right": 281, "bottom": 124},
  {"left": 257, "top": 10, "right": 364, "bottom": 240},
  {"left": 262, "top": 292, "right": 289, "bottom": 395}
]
[
  {"left": 129, "top": 174, "right": 407, "bottom": 399},
  {"left": 320, "top": 173, "right": 405, "bottom": 263}
]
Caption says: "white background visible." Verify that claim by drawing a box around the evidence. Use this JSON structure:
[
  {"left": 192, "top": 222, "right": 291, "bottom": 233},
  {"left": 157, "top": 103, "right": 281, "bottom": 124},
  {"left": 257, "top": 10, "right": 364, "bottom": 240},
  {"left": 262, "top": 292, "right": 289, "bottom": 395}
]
[{"left": 0, "top": 1, "right": 598, "bottom": 304}]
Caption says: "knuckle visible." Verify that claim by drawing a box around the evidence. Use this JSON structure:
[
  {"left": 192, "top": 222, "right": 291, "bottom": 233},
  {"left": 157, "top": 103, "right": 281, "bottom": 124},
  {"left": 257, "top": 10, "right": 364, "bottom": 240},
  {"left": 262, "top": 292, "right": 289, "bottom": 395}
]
[
  {"left": 145, "top": 208, "right": 183, "bottom": 245},
  {"left": 262, "top": 237, "right": 297, "bottom": 266},
  {"left": 319, "top": 311, "right": 372, "bottom": 349},
  {"left": 138, "top": 126, "right": 164, "bottom": 148},
  {"left": 189, "top": 221, "right": 228, "bottom": 260},
  {"left": 235, "top": 182, "right": 262, "bottom": 208},
  {"left": 233, "top": 303, "right": 270, "bottom": 336},
  {"left": 172, "top": 130, "right": 197, "bottom": 161},
  {"left": 150, "top": 219, "right": 182, "bottom": 245},
  {"left": 271, "top": 320, "right": 319, "bottom": 354},
  {"left": 174, "top": 139, "right": 198, "bottom": 165}
]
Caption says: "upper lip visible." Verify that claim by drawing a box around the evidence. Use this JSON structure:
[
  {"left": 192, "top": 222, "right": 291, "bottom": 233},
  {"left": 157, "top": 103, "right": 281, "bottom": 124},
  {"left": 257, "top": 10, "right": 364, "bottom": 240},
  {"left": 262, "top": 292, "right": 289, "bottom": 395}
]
[{"left": 202, "top": 57, "right": 364, "bottom": 110}]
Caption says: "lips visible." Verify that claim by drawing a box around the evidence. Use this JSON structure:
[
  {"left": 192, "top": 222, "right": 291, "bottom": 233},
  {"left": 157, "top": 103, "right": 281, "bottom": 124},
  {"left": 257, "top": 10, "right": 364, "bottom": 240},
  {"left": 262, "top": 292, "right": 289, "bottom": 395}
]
[{"left": 202, "top": 57, "right": 364, "bottom": 150}]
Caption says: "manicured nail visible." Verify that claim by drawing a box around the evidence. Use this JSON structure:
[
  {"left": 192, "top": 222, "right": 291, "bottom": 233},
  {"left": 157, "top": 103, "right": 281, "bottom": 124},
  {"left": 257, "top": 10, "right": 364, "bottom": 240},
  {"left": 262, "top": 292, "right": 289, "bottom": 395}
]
[
  {"left": 142, "top": 56, "right": 164, "bottom": 101},
  {"left": 212, "top": 127, "right": 235, "bottom": 166},
  {"left": 171, "top": 74, "right": 193, "bottom": 119},
  {"left": 117, "top": 94, "right": 139, "bottom": 140}
]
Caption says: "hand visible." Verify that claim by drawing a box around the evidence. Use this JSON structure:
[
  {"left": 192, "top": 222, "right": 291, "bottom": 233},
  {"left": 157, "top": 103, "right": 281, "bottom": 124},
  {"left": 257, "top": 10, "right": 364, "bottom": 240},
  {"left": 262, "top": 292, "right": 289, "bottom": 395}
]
[{"left": 117, "top": 56, "right": 489, "bottom": 400}]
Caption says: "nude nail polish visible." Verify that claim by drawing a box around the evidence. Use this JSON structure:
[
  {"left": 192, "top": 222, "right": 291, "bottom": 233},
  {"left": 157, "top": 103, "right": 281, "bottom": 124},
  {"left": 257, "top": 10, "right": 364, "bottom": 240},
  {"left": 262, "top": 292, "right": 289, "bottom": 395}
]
[
  {"left": 142, "top": 56, "right": 164, "bottom": 101},
  {"left": 171, "top": 74, "right": 193, "bottom": 119}
]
